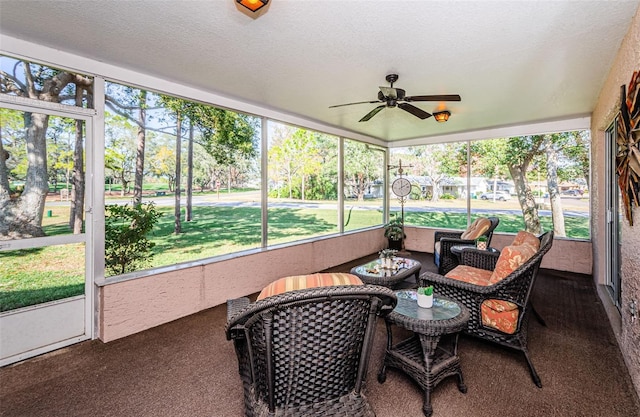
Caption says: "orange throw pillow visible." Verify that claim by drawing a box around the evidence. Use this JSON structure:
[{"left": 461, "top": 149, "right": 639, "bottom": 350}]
[
  {"left": 488, "top": 244, "right": 537, "bottom": 284},
  {"left": 512, "top": 231, "right": 540, "bottom": 250},
  {"left": 481, "top": 299, "right": 520, "bottom": 334},
  {"left": 257, "top": 273, "right": 363, "bottom": 300},
  {"left": 460, "top": 217, "right": 492, "bottom": 240}
]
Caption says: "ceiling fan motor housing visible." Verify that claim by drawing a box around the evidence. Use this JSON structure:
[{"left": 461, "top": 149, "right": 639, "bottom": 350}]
[{"left": 329, "top": 73, "right": 460, "bottom": 122}]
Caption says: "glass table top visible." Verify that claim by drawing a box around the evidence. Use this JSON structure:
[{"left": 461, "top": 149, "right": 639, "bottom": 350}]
[
  {"left": 393, "top": 290, "right": 462, "bottom": 321},
  {"left": 352, "top": 257, "right": 420, "bottom": 277}
]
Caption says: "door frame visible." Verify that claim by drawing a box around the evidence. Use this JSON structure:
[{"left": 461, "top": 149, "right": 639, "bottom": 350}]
[
  {"left": 0, "top": 95, "right": 97, "bottom": 366},
  {"left": 604, "top": 122, "right": 622, "bottom": 309}
]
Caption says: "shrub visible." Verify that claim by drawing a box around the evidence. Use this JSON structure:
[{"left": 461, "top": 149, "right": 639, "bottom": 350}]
[{"left": 105, "top": 202, "right": 162, "bottom": 276}]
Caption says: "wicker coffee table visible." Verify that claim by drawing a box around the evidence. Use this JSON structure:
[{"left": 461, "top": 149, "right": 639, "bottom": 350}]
[
  {"left": 377, "top": 291, "right": 470, "bottom": 417},
  {"left": 350, "top": 257, "right": 421, "bottom": 289}
]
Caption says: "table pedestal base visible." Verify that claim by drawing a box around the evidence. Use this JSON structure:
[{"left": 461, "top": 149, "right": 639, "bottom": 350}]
[{"left": 378, "top": 329, "right": 466, "bottom": 417}]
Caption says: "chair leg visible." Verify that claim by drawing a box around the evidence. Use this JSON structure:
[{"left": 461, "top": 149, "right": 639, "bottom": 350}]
[
  {"left": 522, "top": 349, "right": 542, "bottom": 388},
  {"left": 530, "top": 302, "right": 546, "bottom": 326}
]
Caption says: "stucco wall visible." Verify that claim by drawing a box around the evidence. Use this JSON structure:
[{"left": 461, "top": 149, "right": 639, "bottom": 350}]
[
  {"left": 591, "top": 4, "right": 640, "bottom": 399},
  {"left": 98, "top": 229, "right": 387, "bottom": 342},
  {"left": 405, "top": 226, "right": 592, "bottom": 275},
  {"left": 100, "top": 225, "right": 594, "bottom": 342}
]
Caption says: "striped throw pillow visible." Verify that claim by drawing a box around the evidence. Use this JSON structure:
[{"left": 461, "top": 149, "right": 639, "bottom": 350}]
[{"left": 257, "top": 273, "right": 363, "bottom": 300}]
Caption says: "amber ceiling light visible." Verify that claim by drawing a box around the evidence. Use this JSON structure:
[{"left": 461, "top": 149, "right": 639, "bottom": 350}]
[
  {"left": 433, "top": 110, "right": 451, "bottom": 123},
  {"left": 237, "top": 0, "right": 269, "bottom": 12}
]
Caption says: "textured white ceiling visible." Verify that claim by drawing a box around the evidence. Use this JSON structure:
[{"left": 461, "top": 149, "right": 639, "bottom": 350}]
[{"left": 1, "top": 0, "right": 638, "bottom": 142}]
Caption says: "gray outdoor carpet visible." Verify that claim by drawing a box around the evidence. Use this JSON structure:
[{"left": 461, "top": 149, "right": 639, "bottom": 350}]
[{"left": 1, "top": 252, "right": 638, "bottom": 417}]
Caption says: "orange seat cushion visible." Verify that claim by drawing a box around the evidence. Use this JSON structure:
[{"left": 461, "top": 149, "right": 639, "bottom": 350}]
[
  {"left": 445, "top": 265, "right": 493, "bottom": 286},
  {"left": 481, "top": 299, "right": 520, "bottom": 334},
  {"left": 512, "top": 230, "right": 540, "bottom": 250},
  {"left": 257, "top": 273, "right": 363, "bottom": 300},
  {"left": 460, "top": 217, "right": 492, "bottom": 240},
  {"left": 489, "top": 244, "right": 537, "bottom": 284}
]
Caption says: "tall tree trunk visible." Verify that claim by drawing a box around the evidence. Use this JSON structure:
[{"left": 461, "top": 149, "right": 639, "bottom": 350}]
[
  {"left": 545, "top": 137, "right": 566, "bottom": 237},
  {"left": 0, "top": 112, "right": 49, "bottom": 239},
  {"left": 174, "top": 112, "right": 182, "bottom": 234},
  {"left": 186, "top": 123, "right": 194, "bottom": 222},
  {"left": 509, "top": 164, "right": 541, "bottom": 234},
  {"left": 0, "top": 130, "right": 11, "bottom": 195},
  {"left": 70, "top": 90, "right": 85, "bottom": 234},
  {"left": 133, "top": 91, "right": 147, "bottom": 204}
]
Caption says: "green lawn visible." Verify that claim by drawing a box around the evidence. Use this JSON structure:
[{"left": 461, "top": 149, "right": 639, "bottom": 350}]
[{"left": 0, "top": 205, "right": 589, "bottom": 311}]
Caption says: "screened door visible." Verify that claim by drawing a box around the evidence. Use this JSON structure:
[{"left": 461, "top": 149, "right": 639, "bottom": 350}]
[{"left": 0, "top": 105, "right": 94, "bottom": 366}]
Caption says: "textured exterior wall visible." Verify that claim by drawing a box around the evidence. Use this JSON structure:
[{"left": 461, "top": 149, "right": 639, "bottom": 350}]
[
  {"left": 98, "top": 229, "right": 387, "bottom": 342},
  {"left": 99, "top": 225, "right": 594, "bottom": 342},
  {"left": 405, "top": 227, "right": 592, "bottom": 275},
  {"left": 591, "top": 5, "right": 640, "bottom": 399}
]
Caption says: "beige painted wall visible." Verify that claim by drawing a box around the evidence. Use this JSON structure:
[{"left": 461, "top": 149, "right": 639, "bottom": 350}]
[
  {"left": 405, "top": 227, "right": 592, "bottom": 275},
  {"left": 98, "top": 229, "right": 387, "bottom": 342},
  {"left": 99, "top": 225, "right": 593, "bottom": 342},
  {"left": 591, "top": 5, "right": 640, "bottom": 399}
]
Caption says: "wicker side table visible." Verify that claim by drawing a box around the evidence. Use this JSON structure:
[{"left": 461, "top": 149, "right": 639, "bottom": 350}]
[{"left": 378, "top": 291, "right": 470, "bottom": 417}]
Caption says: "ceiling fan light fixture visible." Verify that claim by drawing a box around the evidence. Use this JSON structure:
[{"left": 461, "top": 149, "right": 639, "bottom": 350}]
[
  {"left": 237, "top": 0, "right": 268, "bottom": 12},
  {"left": 433, "top": 110, "right": 451, "bottom": 123}
]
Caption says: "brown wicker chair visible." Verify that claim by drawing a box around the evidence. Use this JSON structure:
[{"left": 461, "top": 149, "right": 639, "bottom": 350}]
[
  {"left": 421, "top": 231, "right": 553, "bottom": 388},
  {"left": 433, "top": 216, "right": 500, "bottom": 275},
  {"left": 226, "top": 285, "right": 397, "bottom": 416}
]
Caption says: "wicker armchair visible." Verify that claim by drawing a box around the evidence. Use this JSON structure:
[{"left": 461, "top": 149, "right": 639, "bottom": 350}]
[
  {"left": 421, "top": 231, "right": 553, "bottom": 388},
  {"left": 433, "top": 216, "right": 500, "bottom": 275},
  {"left": 226, "top": 285, "right": 397, "bottom": 417}
]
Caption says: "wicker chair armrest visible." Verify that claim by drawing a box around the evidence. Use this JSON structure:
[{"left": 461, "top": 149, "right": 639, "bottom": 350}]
[
  {"left": 434, "top": 230, "right": 464, "bottom": 243},
  {"left": 419, "top": 271, "right": 495, "bottom": 295},
  {"left": 439, "top": 237, "right": 477, "bottom": 253},
  {"left": 226, "top": 297, "right": 251, "bottom": 340},
  {"left": 225, "top": 286, "right": 397, "bottom": 339},
  {"left": 459, "top": 248, "right": 500, "bottom": 271}
]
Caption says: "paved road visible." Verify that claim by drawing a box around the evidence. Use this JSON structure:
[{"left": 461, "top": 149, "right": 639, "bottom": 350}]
[{"left": 100, "top": 194, "right": 590, "bottom": 218}]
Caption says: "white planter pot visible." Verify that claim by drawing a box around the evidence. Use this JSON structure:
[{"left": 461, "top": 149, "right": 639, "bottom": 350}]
[{"left": 417, "top": 293, "right": 433, "bottom": 308}]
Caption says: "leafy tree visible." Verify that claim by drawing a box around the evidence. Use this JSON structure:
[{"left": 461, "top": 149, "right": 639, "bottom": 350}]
[
  {"left": 344, "top": 141, "right": 382, "bottom": 201},
  {"left": 504, "top": 135, "right": 545, "bottom": 233},
  {"left": 105, "top": 113, "right": 138, "bottom": 195},
  {"left": 401, "top": 143, "right": 462, "bottom": 202},
  {"left": 105, "top": 85, "right": 151, "bottom": 205},
  {"left": 104, "top": 202, "right": 162, "bottom": 275},
  {"left": 1, "top": 58, "right": 92, "bottom": 238}
]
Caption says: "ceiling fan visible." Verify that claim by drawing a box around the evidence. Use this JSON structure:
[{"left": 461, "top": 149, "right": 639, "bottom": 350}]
[{"left": 329, "top": 74, "right": 461, "bottom": 122}]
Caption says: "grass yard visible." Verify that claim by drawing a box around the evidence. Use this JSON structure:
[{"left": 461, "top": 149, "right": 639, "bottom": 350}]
[{"left": 0, "top": 203, "right": 589, "bottom": 311}]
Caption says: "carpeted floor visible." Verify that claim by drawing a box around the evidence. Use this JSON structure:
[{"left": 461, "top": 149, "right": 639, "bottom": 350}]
[{"left": 1, "top": 252, "right": 639, "bottom": 417}]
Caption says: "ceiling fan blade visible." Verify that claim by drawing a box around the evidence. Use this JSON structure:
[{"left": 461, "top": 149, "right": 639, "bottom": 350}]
[
  {"left": 398, "top": 103, "right": 432, "bottom": 120},
  {"left": 359, "top": 105, "right": 386, "bottom": 122},
  {"left": 379, "top": 86, "right": 398, "bottom": 99},
  {"left": 405, "top": 94, "right": 462, "bottom": 102},
  {"left": 329, "top": 100, "right": 381, "bottom": 108}
]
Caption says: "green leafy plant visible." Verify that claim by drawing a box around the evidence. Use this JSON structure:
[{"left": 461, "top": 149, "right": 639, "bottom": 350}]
[
  {"left": 378, "top": 249, "right": 398, "bottom": 259},
  {"left": 417, "top": 285, "right": 433, "bottom": 296},
  {"left": 384, "top": 215, "right": 404, "bottom": 240},
  {"left": 105, "top": 202, "right": 163, "bottom": 275}
]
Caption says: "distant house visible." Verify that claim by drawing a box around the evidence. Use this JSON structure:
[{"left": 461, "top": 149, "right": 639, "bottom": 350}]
[{"left": 403, "top": 175, "right": 492, "bottom": 199}]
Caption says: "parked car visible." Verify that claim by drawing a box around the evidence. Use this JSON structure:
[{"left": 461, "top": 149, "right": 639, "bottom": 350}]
[
  {"left": 480, "top": 191, "right": 512, "bottom": 201},
  {"left": 561, "top": 189, "right": 583, "bottom": 196}
]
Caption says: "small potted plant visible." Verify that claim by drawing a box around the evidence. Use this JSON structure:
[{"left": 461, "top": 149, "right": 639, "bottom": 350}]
[
  {"left": 384, "top": 215, "right": 405, "bottom": 251},
  {"left": 378, "top": 248, "right": 398, "bottom": 269},
  {"left": 416, "top": 285, "right": 434, "bottom": 308},
  {"left": 475, "top": 235, "right": 488, "bottom": 250}
]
